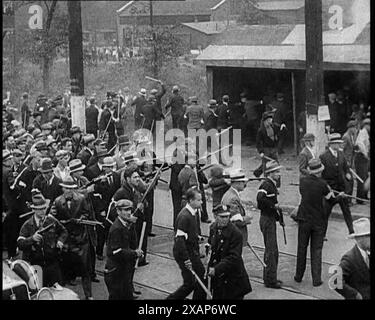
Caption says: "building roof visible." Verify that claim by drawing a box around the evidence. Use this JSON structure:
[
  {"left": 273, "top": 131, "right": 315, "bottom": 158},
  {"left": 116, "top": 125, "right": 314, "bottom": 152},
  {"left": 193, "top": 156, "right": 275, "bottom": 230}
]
[
  {"left": 212, "top": 24, "right": 295, "bottom": 45},
  {"left": 195, "top": 44, "right": 370, "bottom": 71},
  {"left": 256, "top": 0, "right": 304, "bottom": 11},
  {"left": 180, "top": 20, "right": 237, "bottom": 35},
  {"left": 117, "top": 0, "right": 223, "bottom": 16}
]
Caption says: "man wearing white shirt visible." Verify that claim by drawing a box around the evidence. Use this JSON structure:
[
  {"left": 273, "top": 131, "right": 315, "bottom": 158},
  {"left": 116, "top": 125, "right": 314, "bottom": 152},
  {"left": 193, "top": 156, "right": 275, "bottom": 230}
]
[
  {"left": 354, "top": 118, "right": 370, "bottom": 203},
  {"left": 167, "top": 188, "right": 206, "bottom": 300}
]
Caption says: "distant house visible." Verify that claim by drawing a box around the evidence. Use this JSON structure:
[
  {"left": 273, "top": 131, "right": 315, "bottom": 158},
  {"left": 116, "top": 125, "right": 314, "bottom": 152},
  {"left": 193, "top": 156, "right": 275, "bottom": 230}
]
[
  {"left": 116, "top": 0, "right": 238, "bottom": 48},
  {"left": 171, "top": 20, "right": 236, "bottom": 51}
]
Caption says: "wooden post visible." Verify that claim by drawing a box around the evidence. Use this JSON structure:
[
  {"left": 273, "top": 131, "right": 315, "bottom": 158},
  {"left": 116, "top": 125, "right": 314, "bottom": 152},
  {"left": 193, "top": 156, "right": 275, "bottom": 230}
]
[
  {"left": 206, "top": 67, "right": 213, "bottom": 99},
  {"left": 305, "top": 0, "right": 326, "bottom": 156},
  {"left": 291, "top": 71, "right": 298, "bottom": 155}
]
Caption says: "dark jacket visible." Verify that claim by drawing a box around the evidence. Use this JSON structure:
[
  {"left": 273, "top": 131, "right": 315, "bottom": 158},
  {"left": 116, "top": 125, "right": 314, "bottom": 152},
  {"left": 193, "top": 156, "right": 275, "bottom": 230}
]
[
  {"left": 217, "top": 103, "right": 229, "bottom": 130},
  {"left": 77, "top": 147, "right": 94, "bottom": 166},
  {"left": 208, "top": 221, "right": 252, "bottom": 299},
  {"left": 141, "top": 100, "right": 163, "bottom": 130},
  {"left": 296, "top": 175, "right": 330, "bottom": 227},
  {"left": 335, "top": 245, "right": 370, "bottom": 300},
  {"left": 256, "top": 123, "right": 280, "bottom": 153},
  {"left": 32, "top": 174, "right": 63, "bottom": 203},
  {"left": 17, "top": 215, "right": 68, "bottom": 266},
  {"left": 178, "top": 165, "right": 198, "bottom": 196},
  {"left": 209, "top": 177, "right": 230, "bottom": 208},
  {"left": 185, "top": 104, "right": 205, "bottom": 129},
  {"left": 99, "top": 108, "right": 115, "bottom": 134},
  {"left": 86, "top": 105, "right": 99, "bottom": 134},
  {"left": 52, "top": 192, "right": 96, "bottom": 249},
  {"left": 165, "top": 93, "right": 184, "bottom": 116},
  {"left": 204, "top": 108, "right": 218, "bottom": 131},
  {"left": 153, "top": 84, "right": 166, "bottom": 120},
  {"left": 105, "top": 217, "right": 138, "bottom": 273},
  {"left": 131, "top": 95, "right": 147, "bottom": 120},
  {"left": 256, "top": 178, "right": 279, "bottom": 220},
  {"left": 173, "top": 207, "right": 200, "bottom": 262},
  {"left": 320, "top": 148, "right": 349, "bottom": 191}
]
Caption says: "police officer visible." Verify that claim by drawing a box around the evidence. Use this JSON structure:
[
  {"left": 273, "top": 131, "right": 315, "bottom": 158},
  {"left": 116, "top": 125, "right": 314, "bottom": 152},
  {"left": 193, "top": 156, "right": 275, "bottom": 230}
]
[
  {"left": 104, "top": 199, "right": 143, "bottom": 300},
  {"left": 257, "top": 160, "right": 283, "bottom": 288},
  {"left": 207, "top": 205, "right": 252, "bottom": 299}
]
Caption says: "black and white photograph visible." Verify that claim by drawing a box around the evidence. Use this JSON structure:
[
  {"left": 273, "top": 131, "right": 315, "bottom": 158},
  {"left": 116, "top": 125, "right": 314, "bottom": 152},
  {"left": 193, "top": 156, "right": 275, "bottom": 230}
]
[{"left": 2, "top": 0, "right": 370, "bottom": 305}]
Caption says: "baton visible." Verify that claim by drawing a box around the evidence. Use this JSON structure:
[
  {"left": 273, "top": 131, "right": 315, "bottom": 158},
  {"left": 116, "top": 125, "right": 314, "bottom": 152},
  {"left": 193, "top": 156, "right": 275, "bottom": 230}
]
[
  {"left": 190, "top": 269, "right": 212, "bottom": 299},
  {"left": 197, "top": 145, "right": 232, "bottom": 162},
  {"left": 135, "top": 221, "right": 147, "bottom": 269},
  {"left": 349, "top": 168, "right": 364, "bottom": 184},
  {"left": 145, "top": 76, "right": 160, "bottom": 83},
  {"left": 332, "top": 190, "right": 370, "bottom": 203},
  {"left": 247, "top": 241, "right": 267, "bottom": 268},
  {"left": 19, "top": 211, "right": 34, "bottom": 219},
  {"left": 215, "top": 126, "right": 232, "bottom": 137}
]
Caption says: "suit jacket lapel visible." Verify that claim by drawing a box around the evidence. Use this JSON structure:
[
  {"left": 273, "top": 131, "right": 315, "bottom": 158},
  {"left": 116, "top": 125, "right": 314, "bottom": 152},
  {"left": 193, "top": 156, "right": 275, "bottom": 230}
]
[{"left": 353, "top": 245, "right": 369, "bottom": 279}]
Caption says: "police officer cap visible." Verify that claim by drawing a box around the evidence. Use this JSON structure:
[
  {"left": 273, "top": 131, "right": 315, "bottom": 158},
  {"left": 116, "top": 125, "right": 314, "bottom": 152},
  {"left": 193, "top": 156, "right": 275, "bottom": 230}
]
[
  {"left": 213, "top": 204, "right": 230, "bottom": 216},
  {"left": 115, "top": 199, "right": 133, "bottom": 209}
]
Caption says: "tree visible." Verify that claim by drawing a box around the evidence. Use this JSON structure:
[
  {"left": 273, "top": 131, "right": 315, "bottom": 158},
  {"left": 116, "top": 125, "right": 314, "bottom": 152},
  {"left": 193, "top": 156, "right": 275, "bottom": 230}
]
[
  {"left": 17, "top": 1, "right": 69, "bottom": 94},
  {"left": 237, "top": 0, "right": 278, "bottom": 25}
]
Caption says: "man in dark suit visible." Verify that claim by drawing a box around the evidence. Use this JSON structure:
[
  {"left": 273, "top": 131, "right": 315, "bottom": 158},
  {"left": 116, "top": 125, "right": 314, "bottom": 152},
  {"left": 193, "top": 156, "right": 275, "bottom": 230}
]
[
  {"left": 52, "top": 177, "right": 96, "bottom": 299},
  {"left": 335, "top": 218, "right": 370, "bottom": 299},
  {"left": 149, "top": 80, "right": 166, "bottom": 120},
  {"left": 257, "top": 161, "right": 283, "bottom": 288},
  {"left": 254, "top": 112, "right": 280, "bottom": 177},
  {"left": 99, "top": 101, "right": 116, "bottom": 151},
  {"left": 165, "top": 85, "right": 185, "bottom": 129},
  {"left": 104, "top": 199, "right": 143, "bottom": 300},
  {"left": 32, "top": 158, "right": 63, "bottom": 205},
  {"left": 141, "top": 95, "right": 164, "bottom": 131},
  {"left": 320, "top": 133, "right": 354, "bottom": 235},
  {"left": 86, "top": 98, "right": 99, "bottom": 138},
  {"left": 221, "top": 170, "right": 252, "bottom": 246},
  {"left": 131, "top": 88, "right": 147, "bottom": 129},
  {"left": 216, "top": 95, "right": 230, "bottom": 131},
  {"left": 270, "top": 92, "right": 289, "bottom": 154},
  {"left": 207, "top": 205, "right": 252, "bottom": 299},
  {"left": 294, "top": 159, "right": 334, "bottom": 287},
  {"left": 166, "top": 188, "right": 206, "bottom": 300},
  {"left": 21, "top": 92, "right": 31, "bottom": 129},
  {"left": 298, "top": 133, "right": 316, "bottom": 179}
]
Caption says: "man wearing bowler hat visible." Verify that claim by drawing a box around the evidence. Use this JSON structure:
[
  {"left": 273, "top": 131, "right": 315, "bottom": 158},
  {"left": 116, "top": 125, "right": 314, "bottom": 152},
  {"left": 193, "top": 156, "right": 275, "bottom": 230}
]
[
  {"left": 298, "top": 133, "right": 316, "bottom": 179},
  {"left": 257, "top": 160, "right": 283, "bottom": 288},
  {"left": 254, "top": 111, "right": 280, "bottom": 178},
  {"left": 335, "top": 218, "right": 370, "bottom": 299},
  {"left": 104, "top": 199, "right": 143, "bottom": 300},
  {"left": 320, "top": 133, "right": 354, "bottom": 235},
  {"left": 207, "top": 204, "right": 252, "bottom": 299},
  {"left": 294, "top": 159, "right": 335, "bottom": 287},
  {"left": 221, "top": 170, "right": 252, "bottom": 246}
]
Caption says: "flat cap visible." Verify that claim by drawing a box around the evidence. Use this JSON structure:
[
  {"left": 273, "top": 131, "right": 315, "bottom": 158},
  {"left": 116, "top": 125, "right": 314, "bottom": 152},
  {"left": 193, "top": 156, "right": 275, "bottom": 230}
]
[{"left": 115, "top": 199, "right": 133, "bottom": 209}]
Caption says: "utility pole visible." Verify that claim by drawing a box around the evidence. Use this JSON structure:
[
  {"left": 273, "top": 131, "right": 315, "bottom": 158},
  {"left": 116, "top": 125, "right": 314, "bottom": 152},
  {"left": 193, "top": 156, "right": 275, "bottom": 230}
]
[
  {"left": 68, "top": 1, "right": 86, "bottom": 132},
  {"left": 305, "top": 0, "right": 326, "bottom": 156},
  {"left": 149, "top": 0, "right": 157, "bottom": 77}
]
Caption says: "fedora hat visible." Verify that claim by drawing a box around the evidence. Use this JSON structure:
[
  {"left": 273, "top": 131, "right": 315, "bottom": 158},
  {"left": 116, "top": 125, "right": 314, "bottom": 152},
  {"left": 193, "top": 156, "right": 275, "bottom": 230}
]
[
  {"left": 102, "top": 156, "right": 116, "bottom": 167},
  {"left": 213, "top": 204, "right": 230, "bottom": 216},
  {"left": 139, "top": 88, "right": 146, "bottom": 96},
  {"left": 347, "top": 120, "right": 358, "bottom": 129},
  {"left": 82, "top": 134, "right": 96, "bottom": 145},
  {"left": 348, "top": 218, "right": 370, "bottom": 238},
  {"left": 41, "top": 123, "right": 53, "bottom": 131},
  {"left": 59, "top": 176, "right": 78, "bottom": 189},
  {"left": 55, "top": 149, "right": 69, "bottom": 160},
  {"left": 208, "top": 99, "right": 217, "bottom": 107},
  {"left": 30, "top": 194, "right": 50, "bottom": 210},
  {"left": 3, "top": 149, "right": 13, "bottom": 161},
  {"left": 302, "top": 133, "right": 315, "bottom": 141},
  {"left": 229, "top": 169, "right": 247, "bottom": 182},
  {"left": 39, "top": 158, "right": 53, "bottom": 173},
  {"left": 328, "top": 133, "right": 344, "bottom": 144},
  {"left": 69, "top": 159, "right": 86, "bottom": 173},
  {"left": 118, "top": 135, "right": 132, "bottom": 146},
  {"left": 264, "top": 160, "right": 283, "bottom": 174},
  {"left": 115, "top": 199, "right": 133, "bottom": 210},
  {"left": 307, "top": 159, "right": 325, "bottom": 174}
]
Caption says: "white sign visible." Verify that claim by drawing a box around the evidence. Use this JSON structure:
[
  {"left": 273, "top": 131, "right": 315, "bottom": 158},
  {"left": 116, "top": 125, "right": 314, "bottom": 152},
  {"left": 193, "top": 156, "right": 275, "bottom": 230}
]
[
  {"left": 318, "top": 105, "right": 330, "bottom": 121},
  {"left": 70, "top": 96, "right": 86, "bottom": 133}
]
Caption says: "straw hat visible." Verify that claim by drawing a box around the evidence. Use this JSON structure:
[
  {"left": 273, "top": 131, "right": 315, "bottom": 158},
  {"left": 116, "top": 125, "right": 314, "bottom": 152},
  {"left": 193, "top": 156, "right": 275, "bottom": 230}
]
[{"left": 348, "top": 218, "right": 370, "bottom": 238}]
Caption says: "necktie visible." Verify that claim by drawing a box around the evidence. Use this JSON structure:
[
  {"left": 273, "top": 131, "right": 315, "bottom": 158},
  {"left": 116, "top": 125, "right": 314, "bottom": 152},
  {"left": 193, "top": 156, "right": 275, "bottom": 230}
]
[
  {"left": 365, "top": 252, "right": 370, "bottom": 268},
  {"left": 67, "top": 200, "right": 71, "bottom": 210}
]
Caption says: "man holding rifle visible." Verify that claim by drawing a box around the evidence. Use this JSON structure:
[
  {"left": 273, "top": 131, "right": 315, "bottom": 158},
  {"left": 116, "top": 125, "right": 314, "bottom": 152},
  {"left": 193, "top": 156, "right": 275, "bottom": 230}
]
[
  {"left": 256, "top": 160, "right": 284, "bottom": 289},
  {"left": 17, "top": 193, "right": 68, "bottom": 289}
]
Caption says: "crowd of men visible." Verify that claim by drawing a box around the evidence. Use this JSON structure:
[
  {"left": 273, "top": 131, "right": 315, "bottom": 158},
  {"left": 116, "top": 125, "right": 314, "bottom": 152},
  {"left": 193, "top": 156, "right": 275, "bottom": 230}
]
[{"left": 2, "top": 83, "right": 370, "bottom": 300}]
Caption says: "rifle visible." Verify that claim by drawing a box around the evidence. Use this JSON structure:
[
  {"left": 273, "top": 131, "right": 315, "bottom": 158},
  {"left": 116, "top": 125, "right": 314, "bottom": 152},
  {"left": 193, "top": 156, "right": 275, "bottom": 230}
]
[
  {"left": 37, "top": 223, "right": 55, "bottom": 234},
  {"left": 277, "top": 208, "right": 287, "bottom": 245},
  {"left": 60, "top": 217, "right": 104, "bottom": 228}
]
